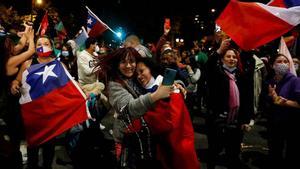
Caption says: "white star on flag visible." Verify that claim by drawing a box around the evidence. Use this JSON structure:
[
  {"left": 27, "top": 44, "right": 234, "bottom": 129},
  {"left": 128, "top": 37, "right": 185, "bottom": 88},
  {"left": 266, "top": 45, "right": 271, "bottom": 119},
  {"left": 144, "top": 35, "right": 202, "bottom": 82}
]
[
  {"left": 87, "top": 18, "right": 92, "bottom": 25},
  {"left": 35, "top": 64, "right": 58, "bottom": 83}
]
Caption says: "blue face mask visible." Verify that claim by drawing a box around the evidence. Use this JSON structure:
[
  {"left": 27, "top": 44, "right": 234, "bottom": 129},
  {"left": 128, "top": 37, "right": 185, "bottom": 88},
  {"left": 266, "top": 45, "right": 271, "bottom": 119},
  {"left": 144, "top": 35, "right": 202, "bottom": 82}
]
[
  {"left": 61, "top": 51, "right": 69, "bottom": 57},
  {"left": 222, "top": 64, "right": 237, "bottom": 73}
]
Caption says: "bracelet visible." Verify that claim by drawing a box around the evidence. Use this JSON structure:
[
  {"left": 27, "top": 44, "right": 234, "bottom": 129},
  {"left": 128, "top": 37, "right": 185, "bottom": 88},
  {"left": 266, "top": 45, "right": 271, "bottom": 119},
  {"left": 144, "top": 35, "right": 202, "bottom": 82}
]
[{"left": 273, "top": 96, "right": 281, "bottom": 105}]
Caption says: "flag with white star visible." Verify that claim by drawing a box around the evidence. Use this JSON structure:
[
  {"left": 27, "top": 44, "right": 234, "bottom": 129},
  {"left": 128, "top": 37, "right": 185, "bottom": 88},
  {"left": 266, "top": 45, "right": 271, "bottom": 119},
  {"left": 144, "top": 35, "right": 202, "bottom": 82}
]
[
  {"left": 20, "top": 59, "right": 90, "bottom": 147},
  {"left": 86, "top": 7, "right": 108, "bottom": 37}
]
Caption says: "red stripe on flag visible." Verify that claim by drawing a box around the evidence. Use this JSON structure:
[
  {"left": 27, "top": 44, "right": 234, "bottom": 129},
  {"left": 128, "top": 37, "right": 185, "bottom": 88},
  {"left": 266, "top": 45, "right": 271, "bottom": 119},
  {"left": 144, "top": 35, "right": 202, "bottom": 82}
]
[
  {"left": 88, "top": 22, "right": 108, "bottom": 38},
  {"left": 268, "top": 0, "right": 287, "bottom": 7},
  {"left": 217, "top": 0, "right": 293, "bottom": 50},
  {"left": 21, "top": 81, "right": 88, "bottom": 147}
]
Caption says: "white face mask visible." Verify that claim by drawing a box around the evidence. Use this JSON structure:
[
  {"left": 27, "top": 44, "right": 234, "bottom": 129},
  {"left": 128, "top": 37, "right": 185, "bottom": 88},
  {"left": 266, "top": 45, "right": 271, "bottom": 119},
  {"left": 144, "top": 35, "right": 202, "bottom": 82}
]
[
  {"left": 95, "top": 45, "right": 100, "bottom": 53},
  {"left": 273, "top": 63, "right": 289, "bottom": 76},
  {"left": 61, "top": 51, "right": 69, "bottom": 57}
]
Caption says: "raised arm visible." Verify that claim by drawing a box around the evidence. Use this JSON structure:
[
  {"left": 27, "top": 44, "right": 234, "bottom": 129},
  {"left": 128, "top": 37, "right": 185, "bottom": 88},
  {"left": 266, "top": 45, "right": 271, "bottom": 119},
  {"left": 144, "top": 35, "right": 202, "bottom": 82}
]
[
  {"left": 13, "top": 24, "right": 32, "bottom": 54},
  {"left": 6, "top": 28, "right": 35, "bottom": 76}
]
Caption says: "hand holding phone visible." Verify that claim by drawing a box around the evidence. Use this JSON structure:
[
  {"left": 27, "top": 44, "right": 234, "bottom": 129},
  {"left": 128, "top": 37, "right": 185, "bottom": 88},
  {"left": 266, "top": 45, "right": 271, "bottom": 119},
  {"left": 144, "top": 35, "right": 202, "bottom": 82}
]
[{"left": 162, "top": 68, "right": 177, "bottom": 86}]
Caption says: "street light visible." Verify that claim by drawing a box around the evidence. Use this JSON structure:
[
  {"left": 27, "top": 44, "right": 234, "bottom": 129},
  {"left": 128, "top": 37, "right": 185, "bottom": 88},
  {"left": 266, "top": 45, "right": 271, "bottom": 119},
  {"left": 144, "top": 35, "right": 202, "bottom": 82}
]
[{"left": 36, "top": 0, "right": 43, "bottom": 5}]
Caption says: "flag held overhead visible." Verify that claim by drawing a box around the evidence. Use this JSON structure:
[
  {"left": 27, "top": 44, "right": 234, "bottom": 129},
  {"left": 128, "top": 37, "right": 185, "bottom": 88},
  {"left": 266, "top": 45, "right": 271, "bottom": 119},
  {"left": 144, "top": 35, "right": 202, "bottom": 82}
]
[
  {"left": 216, "top": 0, "right": 300, "bottom": 50},
  {"left": 86, "top": 6, "right": 118, "bottom": 37}
]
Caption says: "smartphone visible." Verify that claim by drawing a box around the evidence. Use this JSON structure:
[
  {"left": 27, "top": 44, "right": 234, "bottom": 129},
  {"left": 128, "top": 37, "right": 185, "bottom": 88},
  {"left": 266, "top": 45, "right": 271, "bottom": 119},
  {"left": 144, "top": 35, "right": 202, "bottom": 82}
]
[
  {"left": 162, "top": 68, "right": 177, "bottom": 86},
  {"left": 164, "top": 18, "right": 171, "bottom": 29}
]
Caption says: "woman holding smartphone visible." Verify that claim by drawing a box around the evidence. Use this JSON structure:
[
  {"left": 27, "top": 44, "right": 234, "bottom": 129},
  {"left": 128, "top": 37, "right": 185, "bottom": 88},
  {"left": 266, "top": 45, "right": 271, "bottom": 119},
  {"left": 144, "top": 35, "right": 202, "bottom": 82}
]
[
  {"left": 135, "top": 57, "right": 200, "bottom": 169},
  {"left": 96, "top": 47, "right": 172, "bottom": 169}
]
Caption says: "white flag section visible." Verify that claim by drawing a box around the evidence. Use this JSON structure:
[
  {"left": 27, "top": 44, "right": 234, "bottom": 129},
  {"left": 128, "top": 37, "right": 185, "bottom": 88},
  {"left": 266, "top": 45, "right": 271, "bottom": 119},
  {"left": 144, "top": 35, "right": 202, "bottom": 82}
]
[
  {"left": 75, "top": 26, "right": 89, "bottom": 51},
  {"left": 279, "top": 36, "right": 297, "bottom": 76}
]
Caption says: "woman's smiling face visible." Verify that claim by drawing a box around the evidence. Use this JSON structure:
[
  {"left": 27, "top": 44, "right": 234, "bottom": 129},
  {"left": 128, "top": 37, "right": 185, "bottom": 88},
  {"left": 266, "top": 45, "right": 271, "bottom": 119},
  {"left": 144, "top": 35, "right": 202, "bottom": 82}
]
[
  {"left": 136, "top": 62, "right": 152, "bottom": 87},
  {"left": 118, "top": 55, "right": 136, "bottom": 78}
]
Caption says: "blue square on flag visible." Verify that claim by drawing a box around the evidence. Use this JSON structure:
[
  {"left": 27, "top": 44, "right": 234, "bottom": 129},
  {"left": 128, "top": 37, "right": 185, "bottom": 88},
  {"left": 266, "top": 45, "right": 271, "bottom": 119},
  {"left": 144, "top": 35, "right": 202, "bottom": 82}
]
[{"left": 87, "top": 13, "right": 97, "bottom": 31}]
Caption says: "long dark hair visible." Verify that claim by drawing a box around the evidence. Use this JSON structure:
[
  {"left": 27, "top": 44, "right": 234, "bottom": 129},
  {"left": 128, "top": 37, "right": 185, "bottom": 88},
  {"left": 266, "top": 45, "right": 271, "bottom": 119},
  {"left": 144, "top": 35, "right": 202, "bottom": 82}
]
[
  {"left": 0, "top": 36, "right": 13, "bottom": 88},
  {"left": 95, "top": 47, "right": 142, "bottom": 86},
  {"left": 266, "top": 53, "right": 290, "bottom": 80}
]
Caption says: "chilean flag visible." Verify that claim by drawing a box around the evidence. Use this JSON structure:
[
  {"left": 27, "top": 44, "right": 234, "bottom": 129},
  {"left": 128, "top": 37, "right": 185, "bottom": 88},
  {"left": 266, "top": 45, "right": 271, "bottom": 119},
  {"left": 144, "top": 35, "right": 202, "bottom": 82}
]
[
  {"left": 36, "top": 46, "right": 53, "bottom": 57},
  {"left": 20, "top": 59, "right": 90, "bottom": 147},
  {"left": 86, "top": 7, "right": 108, "bottom": 37},
  {"left": 216, "top": 0, "right": 300, "bottom": 50}
]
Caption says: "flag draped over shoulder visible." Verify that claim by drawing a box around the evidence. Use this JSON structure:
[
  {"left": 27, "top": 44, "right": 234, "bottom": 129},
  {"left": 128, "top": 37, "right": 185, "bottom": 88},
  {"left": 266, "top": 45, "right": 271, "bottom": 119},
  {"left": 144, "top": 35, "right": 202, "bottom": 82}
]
[
  {"left": 86, "top": 7, "right": 109, "bottom": 37},
  {"left": 40, "top": 12, "right": 49, "bottom": 36},
  {"left": 216, "top": 0, "right": 300, "bottom": 50},
  {"left": 20, "top": 59, "right": 89, "bottom": 147}
]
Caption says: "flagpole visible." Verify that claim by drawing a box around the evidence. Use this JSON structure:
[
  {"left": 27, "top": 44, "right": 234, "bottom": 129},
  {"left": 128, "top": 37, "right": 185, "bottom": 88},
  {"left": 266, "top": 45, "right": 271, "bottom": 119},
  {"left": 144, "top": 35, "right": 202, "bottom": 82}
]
[
  {"left": 85, "top": 6, "right": 118, "bottom": 36},
  {"left": 35, "top": 23, "right": 41, "bottom": 36}
]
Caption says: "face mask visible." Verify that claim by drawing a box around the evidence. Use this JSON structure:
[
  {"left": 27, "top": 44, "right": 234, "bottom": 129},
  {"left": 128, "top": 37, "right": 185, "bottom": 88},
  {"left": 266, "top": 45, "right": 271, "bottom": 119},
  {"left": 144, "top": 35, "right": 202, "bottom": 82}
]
[
  {"left": 273, "top": 63, "right": 289, "bottom": 76},
  {"left": 61, "top": 51, "right": 69, "bottom": 57},
  {"left": 223, "top": 64, "right": 237, "bottom": 73},
  {"left": 95, "top": 45, "right": 100, "bottom": 53},
  {"left": 36, "top": 46, "right": 53, "bottom": 57},
  {"left": 294, "top": 63, "right": 299, "bottom": 71}
]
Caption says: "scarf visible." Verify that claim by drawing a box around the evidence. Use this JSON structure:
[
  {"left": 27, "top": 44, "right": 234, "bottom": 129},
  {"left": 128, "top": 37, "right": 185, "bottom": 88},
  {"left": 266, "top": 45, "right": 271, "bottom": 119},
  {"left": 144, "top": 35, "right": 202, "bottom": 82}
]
[
  {"left": 145, "top": 77, "right": 158, "bottom": 93},
  {"left": 225, "top": 71, "right": 240, "bottom": 123}
]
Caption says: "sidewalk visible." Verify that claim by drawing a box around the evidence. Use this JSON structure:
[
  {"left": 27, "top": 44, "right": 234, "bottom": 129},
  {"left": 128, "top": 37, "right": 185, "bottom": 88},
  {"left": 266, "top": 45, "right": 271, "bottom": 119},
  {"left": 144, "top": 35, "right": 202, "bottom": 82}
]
[{"left": 193, "top": 112, "right": 269, "bottom": 169}]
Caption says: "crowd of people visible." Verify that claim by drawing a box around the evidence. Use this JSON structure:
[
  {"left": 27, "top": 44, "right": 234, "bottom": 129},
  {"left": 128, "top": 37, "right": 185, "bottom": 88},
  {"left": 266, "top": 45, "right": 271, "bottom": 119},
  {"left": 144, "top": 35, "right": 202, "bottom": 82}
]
[{"left": 1, "top": 6, "right": 300, "bottom": 169}]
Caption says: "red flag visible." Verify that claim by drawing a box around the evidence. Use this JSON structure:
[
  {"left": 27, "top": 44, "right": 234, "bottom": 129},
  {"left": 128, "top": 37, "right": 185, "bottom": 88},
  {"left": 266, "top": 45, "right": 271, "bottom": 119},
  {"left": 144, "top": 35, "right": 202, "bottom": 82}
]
[
  {"left": 216, "top": 0, "right": 300, "bottom": 50},
  {"left": 125, "top": 93, "right": 200, "bottom": 169},
  {"left": 86, "top": 7, "right": 108, "bottom": 37},
  {"left": 157, "top": 93, "right": 200, "bottom": 169},
  {"left": 40, "top": 12, "right": 49, "bottom": 36},
  {"left": 20, "top": 59, "right": 89, "bottom": 147}
]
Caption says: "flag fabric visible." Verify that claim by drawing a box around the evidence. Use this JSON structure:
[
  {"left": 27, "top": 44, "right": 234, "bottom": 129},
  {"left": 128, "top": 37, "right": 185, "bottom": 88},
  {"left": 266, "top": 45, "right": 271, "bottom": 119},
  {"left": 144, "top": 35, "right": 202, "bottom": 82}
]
[
  {"left": 55, "top": 21, "right": 67, "bottom": 40},
  {"left": 86, "top": 7, "right": 108, "bottom": 37},
  {"left": 279, "top": 36, "right": 297, "bottom": 75},
  {"left": 20, "top": 59, "right": 90, "bottom": 147},
  {"left": 40, "top": 12, "right": 49, "bottom": 36},
  {"left": 124, "top": 93, "right": 200, "bottom": 169},
  {"left": 268, "top": 0, "right": 300, "bottom": 8},
  {"left": 75, "top": 27, "right": 89, "bottom": 51},
  {"left": 216, "top": 0, "right": 300, "bottom": 50},
  {"left": 36, "top": 46, "right": 53, "bottom": 57}
]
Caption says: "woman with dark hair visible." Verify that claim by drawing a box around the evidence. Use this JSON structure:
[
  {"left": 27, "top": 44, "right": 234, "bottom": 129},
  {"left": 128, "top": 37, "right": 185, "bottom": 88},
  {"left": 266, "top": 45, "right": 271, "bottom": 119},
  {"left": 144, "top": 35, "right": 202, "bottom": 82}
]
[
  {"left": 264, "top": 53, "right": 300, "bottom": 169},
  {"left": 11, "top": 36, "right": 57, "bottom": 169},
  {"left": 96, "top": 47, "right": 172, "bottom": 169},
  {"left": 0, "top": 25, "right": 35, "bottom": 169},
  {"left": 60, "top": 43, "right": 78, "bottom": 80},
  {"left": 206, "top": 38, "right": 253, "bottom": 169}
]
